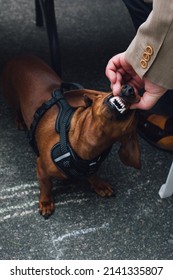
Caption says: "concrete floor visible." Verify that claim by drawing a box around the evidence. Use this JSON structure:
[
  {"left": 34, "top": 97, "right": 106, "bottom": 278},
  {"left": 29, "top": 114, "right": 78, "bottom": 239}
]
[{"left": 0, "top": 0, "right": 173, "bottom": 260}]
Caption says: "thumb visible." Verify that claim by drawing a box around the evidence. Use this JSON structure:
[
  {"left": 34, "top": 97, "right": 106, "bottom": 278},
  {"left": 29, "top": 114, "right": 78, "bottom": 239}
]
[{"left": 130, "top": 91, "right": 166, "bottom": 110}]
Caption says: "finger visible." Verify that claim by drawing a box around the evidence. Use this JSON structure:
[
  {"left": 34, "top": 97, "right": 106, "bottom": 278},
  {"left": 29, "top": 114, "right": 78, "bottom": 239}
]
[
  {"left": 130, "top": 91, "right": 165, "bottom": 110},
  {"left": 105, "top": 55, "right": 122, "bottom": 82},
  {"left": 105, "top": 60, "right": 118, "bottom": 84},
  {"left": 112, "top": 82, "right": 122, "bottom": 95},
  {"left": 112, "top": 71, "right": 123, "bottom": 95}
]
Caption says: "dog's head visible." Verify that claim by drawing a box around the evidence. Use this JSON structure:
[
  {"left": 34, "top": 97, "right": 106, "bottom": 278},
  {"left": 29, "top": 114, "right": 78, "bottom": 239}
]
[{"left": 65, "top": 85, "right": 141, "bottom": 169}]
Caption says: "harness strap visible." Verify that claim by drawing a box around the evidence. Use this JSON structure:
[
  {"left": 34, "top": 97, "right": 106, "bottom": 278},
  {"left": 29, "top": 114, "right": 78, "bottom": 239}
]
[
  {"left": 28, "top": 81, "right": 112, "bottom": 178},
  {"left": 52, "top": 89, "right": 75, "bottom": 155},
  {"left": 51, "top": 142, "right": 111, "bottom": 178},
  {"left": 28, "top": 94, "right": 58, "bottom": 155},
  {"left": 28, "top": 82, "right": 84, "bottom": 155},
  {"left": 51, "top": 89, "right": 112, "bottom": 178}
]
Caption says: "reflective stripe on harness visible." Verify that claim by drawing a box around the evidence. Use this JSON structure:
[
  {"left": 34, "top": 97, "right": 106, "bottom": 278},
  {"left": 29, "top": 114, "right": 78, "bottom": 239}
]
[{"left": 51, "top": 142, "right": 111, "bottom": 178}]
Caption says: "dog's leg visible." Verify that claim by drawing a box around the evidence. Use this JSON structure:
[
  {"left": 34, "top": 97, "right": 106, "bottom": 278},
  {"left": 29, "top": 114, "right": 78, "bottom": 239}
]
[
  {"left": 88, "top": 174, "right": 114, "bottom": 197},
  {"left": 37, "top": 158, "right": 55, "bottom": 218},
  {"left": 16, "top": 110, "right": 27, "bottom": 130}
]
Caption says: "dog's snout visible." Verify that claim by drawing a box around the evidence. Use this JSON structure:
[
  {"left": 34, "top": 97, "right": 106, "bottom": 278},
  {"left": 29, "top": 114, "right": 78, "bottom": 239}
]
[
  {"left": 119, "top": 84, "right": 138, "bottom": 104},
  {"left": 121, "top": 84, "right": 135, "bottom": 98}
]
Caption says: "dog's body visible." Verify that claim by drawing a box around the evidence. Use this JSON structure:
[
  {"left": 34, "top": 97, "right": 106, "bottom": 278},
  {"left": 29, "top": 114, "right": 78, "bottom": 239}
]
[{"left": 2, "top": 55, "right": 141, "bottom": 218}]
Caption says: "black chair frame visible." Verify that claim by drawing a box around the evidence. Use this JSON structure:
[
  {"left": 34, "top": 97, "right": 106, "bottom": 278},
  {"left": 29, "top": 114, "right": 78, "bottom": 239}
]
[{"left": 35, "top": 0, "right": 61, "bottom": 76}]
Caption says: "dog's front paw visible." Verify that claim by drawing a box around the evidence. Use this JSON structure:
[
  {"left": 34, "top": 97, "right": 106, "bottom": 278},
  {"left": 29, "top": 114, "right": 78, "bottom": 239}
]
[
  {"left": 93, "top": 182, "right": 114, "bottom": 197},
  {"left": 39, "top": 200, "right": 55, "bottom": 219},
  {"left": 89, "top": 175, "right": 115, "bottom": 197}
]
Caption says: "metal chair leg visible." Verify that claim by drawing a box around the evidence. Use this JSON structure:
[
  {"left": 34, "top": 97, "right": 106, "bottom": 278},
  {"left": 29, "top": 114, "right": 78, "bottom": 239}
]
[
  {"left": 35, "top": 0, "right": 62, "bottom": 76},
  {"left": 35, "top": 0, "right": 43, "bottom": 27}
]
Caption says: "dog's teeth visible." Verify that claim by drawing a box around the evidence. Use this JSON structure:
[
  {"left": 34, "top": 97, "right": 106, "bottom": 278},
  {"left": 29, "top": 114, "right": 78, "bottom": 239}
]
[{"left": 109, "top": 96, "right": 126, "bottom": 114}]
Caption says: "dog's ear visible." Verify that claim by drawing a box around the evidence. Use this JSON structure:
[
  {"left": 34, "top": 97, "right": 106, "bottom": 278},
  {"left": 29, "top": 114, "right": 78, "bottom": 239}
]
[
  {"left": 84, "top": 94, "right": 93, "bottom": 107},
  {"left": 65, "top": 89, "right": 101, "bottom": 108},
  {"left": 118, "top": 131, "right": 141, "bottom": 169}
]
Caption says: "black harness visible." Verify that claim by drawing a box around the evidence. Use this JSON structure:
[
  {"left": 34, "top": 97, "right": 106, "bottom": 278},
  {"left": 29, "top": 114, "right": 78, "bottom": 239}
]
[{"left": 28, "top": 82, "right": 111, "bottom": 178}]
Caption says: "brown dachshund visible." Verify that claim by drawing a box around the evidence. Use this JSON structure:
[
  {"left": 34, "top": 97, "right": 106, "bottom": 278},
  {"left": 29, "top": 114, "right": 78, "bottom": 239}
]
[{"left": 2, "top": 55, "right": 141, "bottom": 218}]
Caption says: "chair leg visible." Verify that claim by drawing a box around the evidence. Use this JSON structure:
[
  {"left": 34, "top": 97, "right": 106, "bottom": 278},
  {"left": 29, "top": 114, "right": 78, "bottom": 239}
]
[
  {"left": 159, "top": 162, "right": 173, "bottom": 198},
  {"left": 35, "top": 0, "right": 43, "bottom": 26},
  {"left": 36, "top": 0, "right": 62, "bottom": 76}
]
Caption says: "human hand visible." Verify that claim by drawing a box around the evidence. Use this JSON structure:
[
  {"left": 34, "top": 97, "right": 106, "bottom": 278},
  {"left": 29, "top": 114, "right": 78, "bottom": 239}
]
[{"left": 105, "top": 52, "right": 167, "bottom": 110}]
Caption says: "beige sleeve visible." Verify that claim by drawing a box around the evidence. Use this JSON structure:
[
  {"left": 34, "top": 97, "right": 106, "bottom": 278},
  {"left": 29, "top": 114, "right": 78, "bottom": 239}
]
[{"left": 125, "top": 0, "right": 173, "bottom": 89}]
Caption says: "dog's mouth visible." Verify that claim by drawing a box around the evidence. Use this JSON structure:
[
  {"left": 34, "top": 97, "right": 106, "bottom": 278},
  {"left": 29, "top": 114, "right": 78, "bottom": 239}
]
[
  {"left": 108, "top": 96, "right": 126, "bottom": 114},
  {"left": 105, "top": 84, "right": 139, "bottom": 115}
]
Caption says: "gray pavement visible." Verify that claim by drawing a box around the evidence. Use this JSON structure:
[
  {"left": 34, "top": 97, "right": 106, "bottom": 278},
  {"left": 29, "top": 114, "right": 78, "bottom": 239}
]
[{"left": 0, "top": 0, "right": 173, "bottom": 260}]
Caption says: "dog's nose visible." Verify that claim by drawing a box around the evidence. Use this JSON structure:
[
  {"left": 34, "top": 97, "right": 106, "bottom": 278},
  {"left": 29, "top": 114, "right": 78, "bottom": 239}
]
[{"left": 120, "top": 84, "right": 135, "bottom": 100}]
